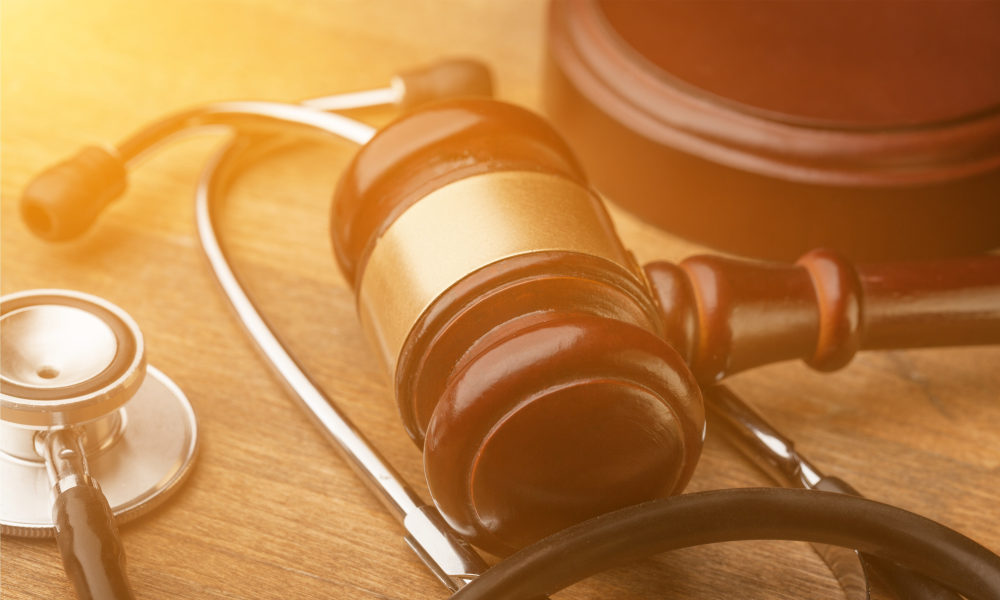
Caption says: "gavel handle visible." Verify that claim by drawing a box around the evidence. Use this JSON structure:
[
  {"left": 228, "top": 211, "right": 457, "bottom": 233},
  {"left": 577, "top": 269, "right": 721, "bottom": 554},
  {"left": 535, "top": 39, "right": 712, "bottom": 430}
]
[{"left": 644, "top": 251, "right": 1000, "bottom": 382}]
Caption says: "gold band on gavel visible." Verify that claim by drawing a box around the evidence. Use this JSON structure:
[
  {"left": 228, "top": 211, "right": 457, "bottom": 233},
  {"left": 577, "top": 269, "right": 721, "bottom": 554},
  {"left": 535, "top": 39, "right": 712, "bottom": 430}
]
[{"left": 356, "top": 171, "right": 636, "bottom": 373}]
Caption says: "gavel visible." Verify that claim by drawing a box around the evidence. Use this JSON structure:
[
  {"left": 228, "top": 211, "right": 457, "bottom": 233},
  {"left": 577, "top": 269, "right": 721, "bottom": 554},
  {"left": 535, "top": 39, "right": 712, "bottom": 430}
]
[{"left": 331, "top": 98, "right": 1000, "bottom": 556}]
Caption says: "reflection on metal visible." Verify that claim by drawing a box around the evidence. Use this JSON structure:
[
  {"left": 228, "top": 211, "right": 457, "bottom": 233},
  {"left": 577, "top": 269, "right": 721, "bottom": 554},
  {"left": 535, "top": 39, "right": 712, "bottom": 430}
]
[
  {"left": 192, "top": 97, "right": 490, "bottom": 589},
  {"left": 704, "top": 385, "right": 870, "bottom": 600},
  {"left": 0, "top": 289, "right": 198, "bottom": 538}
]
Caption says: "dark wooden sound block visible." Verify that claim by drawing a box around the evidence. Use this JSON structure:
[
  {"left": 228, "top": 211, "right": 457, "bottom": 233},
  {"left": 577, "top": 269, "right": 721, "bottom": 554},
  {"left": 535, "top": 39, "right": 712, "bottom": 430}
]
[{"left": 544, "top": 0, "right": 1000, "bottom": 260}]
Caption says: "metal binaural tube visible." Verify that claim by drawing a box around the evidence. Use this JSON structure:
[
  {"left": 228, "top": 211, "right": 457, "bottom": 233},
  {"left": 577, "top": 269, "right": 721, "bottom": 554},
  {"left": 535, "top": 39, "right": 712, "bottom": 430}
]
[
  {"left": 704, "top": 385, "right": 823, "bottom": 489},
  {"left": 118, "top": 56, "right": 494, "bottom": 165},
  {"left": 116, "top": 101, "right": 377, "bottom": 166},
  {"left": 301, "top": 86, "right": 400, "bottom": 111},
  {"left": 194, "top": 137, "right": 489, "bottom": 591}
]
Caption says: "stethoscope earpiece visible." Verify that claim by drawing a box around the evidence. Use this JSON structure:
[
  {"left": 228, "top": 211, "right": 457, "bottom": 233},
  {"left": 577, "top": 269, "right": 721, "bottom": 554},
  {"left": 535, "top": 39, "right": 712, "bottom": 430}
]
[{"left": 0, "top": 289, "right": 198, "bottom": 538}]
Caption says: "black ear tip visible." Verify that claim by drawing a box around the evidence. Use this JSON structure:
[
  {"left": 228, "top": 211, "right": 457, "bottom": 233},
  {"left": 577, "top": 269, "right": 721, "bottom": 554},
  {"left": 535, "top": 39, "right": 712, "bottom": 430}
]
[
  {"left": 21, "top": 197, "right": 57, "bottom": 239},
  {"left": 20, "top": 146, "right": 127, "bottom": 242},
  {"left": 396, "top": 57, "right": 494, "bottom": 109}
]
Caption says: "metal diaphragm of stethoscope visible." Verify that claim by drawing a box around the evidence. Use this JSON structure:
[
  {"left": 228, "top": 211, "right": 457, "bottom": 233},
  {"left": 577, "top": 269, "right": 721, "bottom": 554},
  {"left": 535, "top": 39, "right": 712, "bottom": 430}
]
[
  {"left": 11, "top": 59, "right": 1000, "bottom": 600},
  {"left": 0, "top": 289, "right": 198, "bottom": 599}
]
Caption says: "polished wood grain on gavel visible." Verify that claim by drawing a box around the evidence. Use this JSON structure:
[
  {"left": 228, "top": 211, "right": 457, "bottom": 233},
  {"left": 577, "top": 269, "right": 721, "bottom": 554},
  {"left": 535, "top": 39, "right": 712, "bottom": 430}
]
[
  {"left": 3, "top": 1, "right": 1000, "bottom": 599},
  {"left": 331, "top": 98, "right": 1000, "bottom": 556}
]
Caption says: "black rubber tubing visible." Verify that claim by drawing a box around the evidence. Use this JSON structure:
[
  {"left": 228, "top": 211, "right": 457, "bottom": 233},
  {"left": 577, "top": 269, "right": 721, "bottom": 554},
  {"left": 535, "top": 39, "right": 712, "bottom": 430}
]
[
  {"left": 53, "top": 483, "right": 135, "bottom": 600},
  {"left": 814, "top": 476, "right": 959, "bottom": 600},
  {"left": 450, "top": 488, "right": 1000, "bottom": 600}
]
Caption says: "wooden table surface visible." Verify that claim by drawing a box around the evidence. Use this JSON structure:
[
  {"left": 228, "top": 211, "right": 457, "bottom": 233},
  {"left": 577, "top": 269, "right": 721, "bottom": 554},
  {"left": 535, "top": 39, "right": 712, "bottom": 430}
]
[{"left": 2, "top": 2, "right": 998, "bottom": 598}]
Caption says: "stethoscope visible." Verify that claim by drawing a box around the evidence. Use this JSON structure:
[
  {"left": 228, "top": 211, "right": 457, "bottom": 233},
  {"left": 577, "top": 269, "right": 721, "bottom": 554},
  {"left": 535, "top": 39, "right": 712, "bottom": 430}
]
[
  {"left": 0, "top": 289, "right": 198, "bottom": 599},
  {"left": 6, "top": 59, "right": 1000, "bottom": 600}
]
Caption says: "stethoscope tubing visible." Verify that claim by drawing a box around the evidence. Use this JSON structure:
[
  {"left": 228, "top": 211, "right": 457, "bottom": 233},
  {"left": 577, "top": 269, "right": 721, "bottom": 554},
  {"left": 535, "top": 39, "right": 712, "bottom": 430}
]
[{"left": 450, "top": 487, "right": 1000, "bottom": 600}]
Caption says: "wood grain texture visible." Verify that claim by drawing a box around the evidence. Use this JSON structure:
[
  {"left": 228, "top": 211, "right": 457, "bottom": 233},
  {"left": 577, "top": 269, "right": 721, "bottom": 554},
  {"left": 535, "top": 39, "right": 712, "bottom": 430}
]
[{"left": 2, "top": 1, "right": 998, "bottom": 599}]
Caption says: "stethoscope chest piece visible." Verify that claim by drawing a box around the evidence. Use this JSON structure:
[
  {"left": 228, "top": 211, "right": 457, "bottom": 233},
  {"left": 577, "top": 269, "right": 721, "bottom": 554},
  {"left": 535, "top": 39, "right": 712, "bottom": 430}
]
[{"left": 0, "top": 289, "right": 198, "bottom": 537}]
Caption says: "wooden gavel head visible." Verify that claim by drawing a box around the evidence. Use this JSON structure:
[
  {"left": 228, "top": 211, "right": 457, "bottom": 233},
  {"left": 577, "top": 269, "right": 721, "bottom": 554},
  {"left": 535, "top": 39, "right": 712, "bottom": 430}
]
[{"left": 331, "top": 99, "right": 705, "bottom": 555}]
